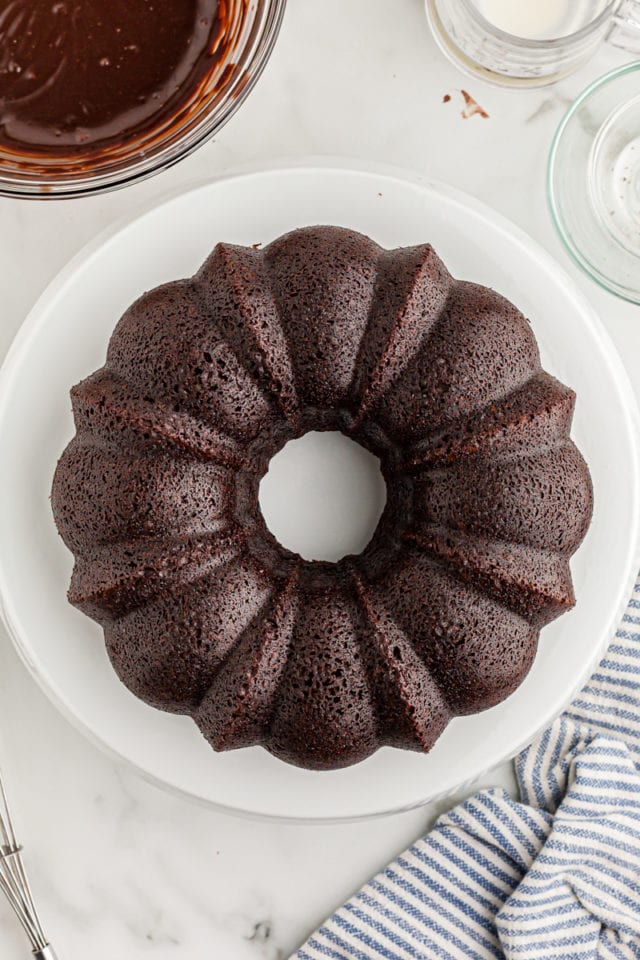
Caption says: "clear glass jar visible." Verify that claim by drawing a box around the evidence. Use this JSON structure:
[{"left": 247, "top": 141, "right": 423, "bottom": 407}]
[
  {"left": 0, "top": 0, "right": 287, "bottom": 199},
  {"left": 425, "top": 0, "right": 640, "bottom": 87}
]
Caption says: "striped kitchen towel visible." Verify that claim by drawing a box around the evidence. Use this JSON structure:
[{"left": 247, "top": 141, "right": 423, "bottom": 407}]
[{"left": 294, "top": 576, "right": 640, "bottom": 960}]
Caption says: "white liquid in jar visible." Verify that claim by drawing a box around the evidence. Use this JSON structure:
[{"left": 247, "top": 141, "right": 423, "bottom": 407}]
[{"left": 471, "top": 0, "right": 610, "bottom": 40}]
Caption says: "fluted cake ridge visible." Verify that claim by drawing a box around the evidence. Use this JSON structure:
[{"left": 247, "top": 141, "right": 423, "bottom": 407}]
[{"left": 52, "top": 225, "right": 593, "bottom": 770}]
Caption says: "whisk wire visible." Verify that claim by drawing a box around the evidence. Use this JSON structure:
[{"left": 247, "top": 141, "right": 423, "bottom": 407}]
[
  {"left": 0, "top": 848, "right": 46, "bottom": 948},
  {"left": 0, "top": 867, "right": 38, "bottom": 946},
  {"left": 0, "top": 764, "right": 54, "bottom": 954}
]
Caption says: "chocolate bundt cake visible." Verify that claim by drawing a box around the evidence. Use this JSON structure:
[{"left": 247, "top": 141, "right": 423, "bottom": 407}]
[{"left": 51, "top": 225, "right": 593, "bottom": 771}]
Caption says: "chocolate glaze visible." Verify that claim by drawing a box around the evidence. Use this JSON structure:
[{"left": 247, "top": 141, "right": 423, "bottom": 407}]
[{"left": 0, "top": 0, "right": 229, "bottom": 155}]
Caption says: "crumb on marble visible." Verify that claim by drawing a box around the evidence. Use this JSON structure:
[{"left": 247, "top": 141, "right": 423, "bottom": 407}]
[
  {"left": 460, "top": 89, "right": 489, "bottom": 120},
  {"left": 443, "top": 94, "right": 451, "bottom": 103}
]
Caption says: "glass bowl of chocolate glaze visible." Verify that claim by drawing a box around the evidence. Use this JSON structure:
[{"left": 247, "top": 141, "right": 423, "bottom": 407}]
[{"left": 0, "top": 0, "right": 286, "bottom": 199}]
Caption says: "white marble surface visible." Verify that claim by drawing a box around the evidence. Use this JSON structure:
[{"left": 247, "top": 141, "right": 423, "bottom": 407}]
[{"left": 0, "top": 2, "right": 637, "bottom": 957}]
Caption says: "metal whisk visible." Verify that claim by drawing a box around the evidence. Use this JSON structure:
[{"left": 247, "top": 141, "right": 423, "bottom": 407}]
[{"left": 0, "top": 766, "right": 57, "bottom": 960}]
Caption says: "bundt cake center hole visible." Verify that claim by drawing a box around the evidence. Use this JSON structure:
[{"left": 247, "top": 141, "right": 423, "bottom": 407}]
[{"left": 258, "top": 431, "right": 387, "bottom": 563}]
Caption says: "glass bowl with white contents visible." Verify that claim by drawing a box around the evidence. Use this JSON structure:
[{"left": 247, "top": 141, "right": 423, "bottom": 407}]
[
  {"left": 548, "top": 62, "right": 640, "bottom": 304},
  {"left": 425, "top": 0, "right": 640, "bottom": 87}
]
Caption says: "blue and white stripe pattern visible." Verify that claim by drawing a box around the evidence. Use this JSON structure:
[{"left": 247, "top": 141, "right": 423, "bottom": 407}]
[{"left": 294, "top": 577, "right": 640, "bottom": 960}]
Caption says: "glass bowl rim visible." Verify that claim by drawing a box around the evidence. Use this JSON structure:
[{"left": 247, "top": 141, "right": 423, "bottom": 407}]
[{"left": 547, "top": 60, "right": 640, "bottom": 306}]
